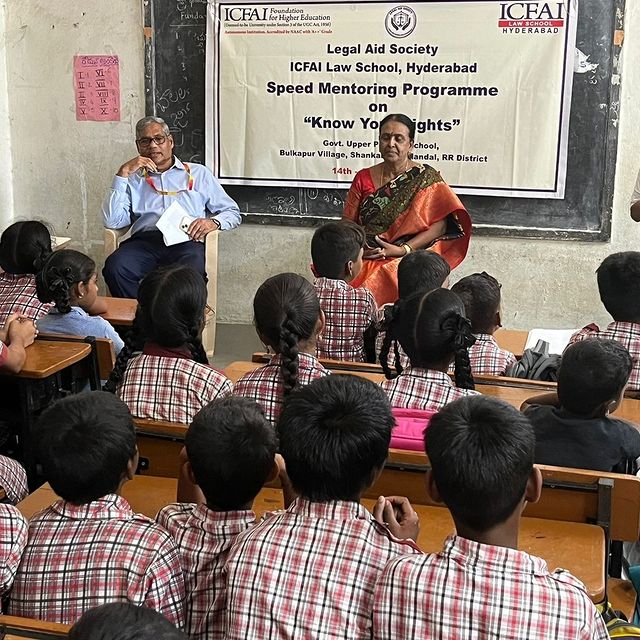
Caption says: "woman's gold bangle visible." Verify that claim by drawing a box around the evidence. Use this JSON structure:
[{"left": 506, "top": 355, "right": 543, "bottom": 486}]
[{"left": 403, "top": 243, "right": 413, "bottom": 255}]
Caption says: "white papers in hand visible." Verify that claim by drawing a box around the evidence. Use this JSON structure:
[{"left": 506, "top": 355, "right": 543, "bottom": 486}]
[
  {"left": 156, "top": 201, "right": 193, "bottom": 246},
  {"left": 524, "top": 329, "right": 577, "bottom": 355}
]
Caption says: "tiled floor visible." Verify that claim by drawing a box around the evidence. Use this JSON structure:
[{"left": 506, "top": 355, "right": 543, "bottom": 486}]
[{"left": 210, "top": 323, "right": 264, "bottom": 369}]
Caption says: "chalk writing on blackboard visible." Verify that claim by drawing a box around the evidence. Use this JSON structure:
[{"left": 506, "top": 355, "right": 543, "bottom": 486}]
[{"left": 73, "top": 55, "right": 120, "bottom": 122}]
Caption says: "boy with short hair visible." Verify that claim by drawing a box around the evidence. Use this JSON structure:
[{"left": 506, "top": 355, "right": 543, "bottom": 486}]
[
  {"left": 570, "top": 251, "right": 640, "bottom": 391},
  {"left": 311, "top": 221, "right": 377, "bottom": 361},
  {"left": 373, "top": 395, "right": 608, "bottom": 639},
  {"left": 377, "top": 250, "right": 451, "bottom": 369},
  {"left": 451, "top": 272, "right": 516, "bottom": 375},
  {"left": 156, "top": 396, "right": 278, "bottom": 640},
  {"left": 9, "top": 392, "right": 185, "bottom": 626},
  {"left": 224, "top": 375, "right": 420, "bottom": 640},
  {"left": 522, "top": 339, "right": 640, "bottom": 471}
]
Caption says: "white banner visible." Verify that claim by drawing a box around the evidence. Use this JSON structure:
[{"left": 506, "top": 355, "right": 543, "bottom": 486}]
[{"left": 207, "top": 0, "right": 577, "bottom": 198}]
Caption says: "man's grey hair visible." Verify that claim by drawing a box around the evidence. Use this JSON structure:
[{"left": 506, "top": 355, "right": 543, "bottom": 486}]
[{"left": 135, "top": 116, "right": 171, "bottom": 138}]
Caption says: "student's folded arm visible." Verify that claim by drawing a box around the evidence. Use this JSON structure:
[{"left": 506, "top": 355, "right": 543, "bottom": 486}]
[
  {"left": 520, "top": 392, "right": 560, "bottom": 412},
  {"left": 86, "top": 296, "right": 109, "bottom": 316}
]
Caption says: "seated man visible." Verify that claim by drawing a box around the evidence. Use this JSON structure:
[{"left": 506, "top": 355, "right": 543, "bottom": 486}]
[{"left": 102, "top": 116, "right": 241, "bottom": 298}]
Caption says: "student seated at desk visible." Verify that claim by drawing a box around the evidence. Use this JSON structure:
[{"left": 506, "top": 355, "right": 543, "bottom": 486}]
[
  {"left": 0, "top": 454, "right": 28, "bottom": 504},
  {"left": 69, "top": 602, "right": 187, "bottom": 640},
  {"left": 372, "top": 396, "right": 608, "bottom": 640},
  {"left": 0, "top": 502, "right": 27, "bottom": 597},
  {"left": 570, "top": 251, "right": 640, "bottom": 392},
  {"left": 376, "top": 250, "right": 451, "bottom": 371},
  {"left": 224, "top": 375, "right": 420, "bottom": 640},
  {"left": 36, "top": 250, "right": 124, "bottom": 354},
  {"left": 0, "top": 221, "right": 53, "bottom": 325},
  {"left": 8, "top": 392, "right": 185, "bottom": 626},
  {"left": 0, "top": 313, "right": 36, "bottom": 374},
  {"left": 451, "top": 272, "right": 517, "bottom": 376},
  {"left": 156, "top": 396, "right": 278, "bottom": 640},
  {"left": 380, "top": 288, "right": 479, "bottom": 411},
  {"left": 233, "top": 273, "right": 328, "bottom": 423},
  {"left": 311, "top": 221, "right": 377, "bottom": 362},
  {"left": 522, "top": 340, "right": 640, "bottom": 472},
  {"left": 104, "top": 265, "right": 232, "bottom": 423}
]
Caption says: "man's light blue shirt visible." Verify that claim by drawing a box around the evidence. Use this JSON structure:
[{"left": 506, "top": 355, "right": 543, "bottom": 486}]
[{"left": 101, "top": 157, "right": 241, "bottom": 235}]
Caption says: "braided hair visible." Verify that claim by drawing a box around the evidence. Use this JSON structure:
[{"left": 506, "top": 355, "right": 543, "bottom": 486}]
[
  {"left": 35, "top": 250, "right": 95, "bottom": 314},
  {"left": 104, "top": 265, "right": 208, "bottom": 393},
  {"left": 0, "top": 220, "right": 52, "bottom": 275},
  {"left": 379, "top": 288, "right": 476, "bottom": 389},
  {"left": 253, "top": 273, "right": 321, "bottom": 395}
]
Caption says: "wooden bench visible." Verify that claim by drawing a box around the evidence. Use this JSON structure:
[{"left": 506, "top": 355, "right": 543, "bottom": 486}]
[
  {"left": 98, "top": 295, "right": 137, "bottom": 327},
  {"left": 0, "top": 615, "right": 69, "bottom": 638},
  {"left": 37, "top": 333, "right": 115, "bottom": 381},
  {"left": 17, "top": 475, "right": 606, "bottom": 606}
]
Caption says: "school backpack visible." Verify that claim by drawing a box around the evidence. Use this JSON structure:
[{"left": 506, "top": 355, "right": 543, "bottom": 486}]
[
  {"left": 505, "top": 339, "right": 561, "bottom": 382},
  {"left": 597, "top": 602, "right": 640, "bottom": 638}
]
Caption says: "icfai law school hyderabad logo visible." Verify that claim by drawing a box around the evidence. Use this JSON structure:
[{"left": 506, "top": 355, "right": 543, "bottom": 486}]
[
  {"left": 385, "top": 6, "right": 417, "bottom": 38},
  {"left": 498, "top": 2, "right": 566, "bottom": 32}
]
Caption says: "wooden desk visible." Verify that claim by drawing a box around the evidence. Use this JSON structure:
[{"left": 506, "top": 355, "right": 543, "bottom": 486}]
[
  {"left": 17, "top": 341, "right": 91, "bottom": 379},
  {"left": 18, "top": 477, "right": 605, "bottom": 603},
  {"left": 494, "top": 329, "right": 529, "bottom": 357},
  {"left": 98, "top": 296, "right": 137, "bottom": 327},
  {"left": 224, "top": 360, "right": 640, "bottom": 425},
  {"left": 0, "top": 616, "right": 69, "bottom": 639}
]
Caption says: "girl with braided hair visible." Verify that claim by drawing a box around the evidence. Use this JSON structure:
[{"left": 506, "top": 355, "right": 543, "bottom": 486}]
[
  {"left": 234, "top": 272, "right": 329, "bottom": 423},
  {"left": 36, "top": 250, "right": 124, "bottom": 354},
  {"left": 0, "top": 220, "right": 54, "bottom": 324},
  {"left": 104, "top": 264, "right": 232, "bottom": 423},
  {"left": 380, "top": 287, "right": 480, "bottom": 411}
]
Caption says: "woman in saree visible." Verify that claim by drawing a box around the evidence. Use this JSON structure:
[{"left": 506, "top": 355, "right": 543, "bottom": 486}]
[{"left": 343, "top": 113, "right": 472, "bottom": 305}]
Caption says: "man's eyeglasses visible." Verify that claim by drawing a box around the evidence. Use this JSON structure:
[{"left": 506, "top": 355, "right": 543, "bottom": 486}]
[{"left": 136, "top": 135, "right": 169, "bottom": 148}]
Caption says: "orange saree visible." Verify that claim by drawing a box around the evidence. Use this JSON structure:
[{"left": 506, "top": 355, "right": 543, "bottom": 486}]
[{"left": 343, "top": 165, "right": 471, "bottom": 305}]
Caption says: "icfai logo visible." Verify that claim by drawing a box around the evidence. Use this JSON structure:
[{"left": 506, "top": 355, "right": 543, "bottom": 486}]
[
  {"left": 385, "top": 6, "right": 417, "bottom": 38},
  {"left": 224, "top": 6, "right": 269, "bottom": 21}
]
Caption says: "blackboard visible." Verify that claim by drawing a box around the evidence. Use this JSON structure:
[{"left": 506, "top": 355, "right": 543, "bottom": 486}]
[{"left": 144, "top": 0, "right": 624, "bottom": 240}]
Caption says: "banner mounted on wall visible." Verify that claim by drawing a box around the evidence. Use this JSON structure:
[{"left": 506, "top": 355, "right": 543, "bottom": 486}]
[{"left": 207, "top": 0, "right": 578, "bottom": 198}]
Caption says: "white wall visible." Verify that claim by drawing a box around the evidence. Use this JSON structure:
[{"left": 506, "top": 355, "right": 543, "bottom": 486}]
[
  {"left": 0, "top": 0, "right": 14, "bottom": 229},
  {"left": 1, "top": 0, "right": 639, "bottom": 330},
  {"left": 4, "top": 0, "right": 145, "bottom": 256}
]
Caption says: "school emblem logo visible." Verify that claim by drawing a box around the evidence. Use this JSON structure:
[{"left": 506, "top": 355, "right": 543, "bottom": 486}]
[{"left": 385, "top": 6, "right": 417, "bottom": 38}]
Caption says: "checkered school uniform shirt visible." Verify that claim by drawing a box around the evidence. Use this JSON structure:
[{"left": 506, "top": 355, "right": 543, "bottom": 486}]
[
  {"left": 0, "top": 504, "right": 28, "bottom": 596},
  {"left": 468, "top": 333, "right": 517, "bottom": 376},
  {"left": 224, "top": 499, "right": 420, "bottom": 640},
  {"left": 157, "top": 503, "right": 255, "bottom": 640},
  {"left": 233, "top": 353, "right": 329, "bottom": 423},
  {"left": 314, "top": 278, "right": 377, "bottom": 362},
  {"left": 118, "top": 346, "right": 233, "bottom": 424},
  {"left": 0, "top": 455, "right": 28, "bottom": 504},
  {"left": 0, "top": 273, "right": 52, "bottom": 325},
  {"left": 381, "top": 367, "right": 480, "bottom": 411},
  {"left": 9, "top": 494, "right": 185, "bottom": 626},
  {"left": 372, "top": 535, "right": 609, "bottom": 640},
  {"left": 570, "top": 321, "right": 640, "bottom": 391}
]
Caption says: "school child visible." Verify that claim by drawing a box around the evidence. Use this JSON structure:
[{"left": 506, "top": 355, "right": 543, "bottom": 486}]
[
  {"left": 0, "top": 220, "right": 53, "bottom": 324},
  {"left": 224, "top": 375, "right": 420, "bottom": 640},
  {"left": 104, "top": 265, "right": 232, "bottom": 423},
  {"left": 522, "top": 339, "right": 640, "bottom": 471},
  {"left": 451, "top": 272, "right": 516, "bottom": 376},
  {"left": 69, "top": 603, "right": 188, "bottom": 640},
  {"left": 380, "top": 288, "right": 479, "bottom": 411},
  {"left": 233, "top": 273, "right": 329, "bottom": 422},
  {"left": 8, "top": 392, "right": 185, "bottom": 626},
  {"left": 0, "top": 313, "right": 37, "bottom": 374},
  {"left": 36, "top": 250, "right": 124, "bottom": 354},
  {"left": 372, "top": 395, "right": 609, "bottom": 640},
  {"left": 311, "top": 221, "right": 377, "bottom": 362},
  {"left": 376, "top": 250, "right": 451, "bottom": 369},
  {"left": 156, "top": 396, "right": 278, "bottom": 640},
  {"left": 0, "top": 503, "right": 27, "bottom": 598},
  {"left": 570, "top": 251, "right": 640, "bottom": 391}
]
